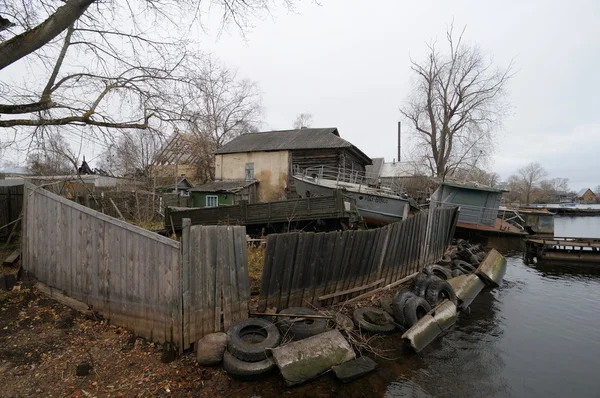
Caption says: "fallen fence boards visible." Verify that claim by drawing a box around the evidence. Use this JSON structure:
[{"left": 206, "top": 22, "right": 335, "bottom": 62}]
[{"left": 258, "top": 206, "right": 459, "bottom": 311}]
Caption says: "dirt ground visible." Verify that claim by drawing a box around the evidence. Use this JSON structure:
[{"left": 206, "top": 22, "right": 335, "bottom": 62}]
[{"left": 0, "top": 284, "right": 264, "bottom": 398}]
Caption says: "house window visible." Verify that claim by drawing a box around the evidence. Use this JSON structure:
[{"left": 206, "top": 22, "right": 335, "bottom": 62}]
[
  {"left": 245, "top": 163, "right": 254, "bottom": 180},
  {"left": 206, "top": 195, "right": 218, "bottom": 208}
]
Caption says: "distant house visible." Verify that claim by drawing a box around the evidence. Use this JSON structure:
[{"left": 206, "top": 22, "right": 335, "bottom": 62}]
[
  {"left": 214, "top": 128, "right": 371, "bottom": 202},
  {"left": 154, "top": 177, "right": 194, "bottom": 195},
  {"left": 577, "top": 188, "right": 597, "bottom": 204},
  {"left": 189, "top": 180, "right": 258, "bottom": 208},
  {"left": 151, "top": 132, "right": 210, "bottom": 184},
  {"left": 550, "top": 191, "right": 576, "bottom": 203}
]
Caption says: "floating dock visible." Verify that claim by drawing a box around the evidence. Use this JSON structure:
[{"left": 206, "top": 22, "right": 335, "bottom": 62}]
[{"left": 524, "top": 237, "right": 600, "bottom": 265}]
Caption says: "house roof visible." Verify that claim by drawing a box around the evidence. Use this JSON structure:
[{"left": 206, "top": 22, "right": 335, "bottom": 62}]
[
  {"left": 189, "top": 180, "right": 257, "bottom": 193},
  {"left": 440, "top": 181, "right": 507, "bottom": 193},
  {"left": 577, "top": 188, "right": 595, "bottom": 197},
  {"left": 155, "top": 177, "right": 194, "bottom": 190},
  {"left": 216, "top": 128, "right": 371, "bottom": 164},
  {"left": 365, "top": 157, "right": 384, "bottom": 179}
]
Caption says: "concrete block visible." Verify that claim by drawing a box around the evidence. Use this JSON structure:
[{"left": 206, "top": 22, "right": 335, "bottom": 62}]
[
  {"left": 476, "top": 248, "right": 507, "bottom": 287},
  {"left": 271, "top": 329, "right": 355, "bottom": 386}
]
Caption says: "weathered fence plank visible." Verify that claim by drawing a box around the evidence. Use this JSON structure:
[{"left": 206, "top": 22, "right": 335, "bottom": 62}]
[
  {"left": 259, "top": 206, "right": 459, "bottom": 311},
  {"left": 22, "top": 184, "right": 184, "bottom": 350}
]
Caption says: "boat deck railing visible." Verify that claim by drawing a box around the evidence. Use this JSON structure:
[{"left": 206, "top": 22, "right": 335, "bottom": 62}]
[{"left": 294, "top": 165, "right": 405, "bottom": 197}]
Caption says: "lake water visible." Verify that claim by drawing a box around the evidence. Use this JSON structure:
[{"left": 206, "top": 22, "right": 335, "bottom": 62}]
[{"left": 232, "top": 216, "right": 600, "bottom": 397}]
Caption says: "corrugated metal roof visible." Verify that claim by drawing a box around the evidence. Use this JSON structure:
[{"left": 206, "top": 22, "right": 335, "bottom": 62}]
[
  {"left": 215, "top": 128, "right": 371, "bottom": 163},
  {"left": 189, "top": 180, "right": 257, "bottom": 193}
]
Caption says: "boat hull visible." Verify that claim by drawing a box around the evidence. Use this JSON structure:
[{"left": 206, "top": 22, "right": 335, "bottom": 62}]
[{"left": 293, "top": 176, "right": 409, "bottom": 225}]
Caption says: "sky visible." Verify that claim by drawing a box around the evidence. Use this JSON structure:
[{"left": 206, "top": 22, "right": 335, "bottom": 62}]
[
  {"left": 195, "top": 0, "right": 600, "bottom": 190},
  {"left": 2, "top": 0, "right": 600, "bottom": 191}
]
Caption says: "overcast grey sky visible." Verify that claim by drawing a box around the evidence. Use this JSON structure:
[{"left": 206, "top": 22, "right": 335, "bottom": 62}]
[
  {"left": 194, "top": 0, "right": 599, "bottom": 190},
  {"left": 2, "top": 0, "right": 599, "bottom": 191}
]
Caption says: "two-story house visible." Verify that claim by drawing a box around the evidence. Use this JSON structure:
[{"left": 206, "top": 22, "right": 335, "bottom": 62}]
[{"left": 213, "top": 127, "right": 371, "bottom": 202}]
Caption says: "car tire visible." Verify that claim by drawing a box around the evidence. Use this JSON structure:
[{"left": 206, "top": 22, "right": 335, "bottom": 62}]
[
  {"left": 353, "top": 307, "right": 396, "bottom": 333},
  {"left": 223, "top": 351, "right": 275, "bottom": 379},
  {"left": 277, "top": 307, "right": 328, "bottom": 341},
  {"left": 424, "top": 279, "right": 458, "bottom": 306},
  {"left": 391, "top": 289, "right": 416, "bottom": 328},
  {"left": 424, "top": 264, "right": 453, "bottom": 280},
  {"left": 227, "top": 318, "right": 281, "bottom": 362},
  {"left": 403, "top": 296, "right": 432, "bottom": 328}
]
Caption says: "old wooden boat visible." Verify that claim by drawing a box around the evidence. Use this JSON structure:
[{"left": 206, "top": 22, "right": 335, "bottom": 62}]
[{"left": 292, "top": 165, "right": 410, "bottom": 226}]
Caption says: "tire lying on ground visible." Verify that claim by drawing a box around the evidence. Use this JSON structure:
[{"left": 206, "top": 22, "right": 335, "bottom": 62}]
[
  {"left": 452, "top": 260, "right": 477, "bottom": 274},
  {"left": 437, "top": 254, "right": 452, "bottom": 267},
  {"left": 277, "top": 307, "right": 329, "bottom": 341},
  {"left": 424, "top": 264, "right": 453, "bottom": 281},
  {"left": 391, "top": 289, "right": 417, "bottom": 328},
  {"left": 411, "top": 273, "right": 429, "bottom": 296},
  {"left": 223, "top": 350, "right": 276, "bottom": 379},
  {"left": 451, "top": 269, "right": 464, "bottom": 278},
  {"left": 402, "top": 296, "right": 432, "bottom": 328},
  {"left": 415, "top": 275, "right": 443, "bottom": 297},
  {"left": 353, "top": 307, "right": 396, "bottom": 333},
  {"left": 227, "top": 318, "right": 282, "bottom": 362},
  {"left": 424, "top": 279, "right": 458, "bottom": 307}
]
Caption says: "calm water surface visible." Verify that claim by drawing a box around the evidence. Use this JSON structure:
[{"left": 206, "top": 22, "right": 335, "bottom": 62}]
[{"left": 233, "top": 218, "right": 600, "bottom": 397}]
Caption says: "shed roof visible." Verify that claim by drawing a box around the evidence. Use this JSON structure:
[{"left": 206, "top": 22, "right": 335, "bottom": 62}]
[
  {"left": 440, "top": 181, "right": 507, "bottom": 193},
  {"left": 216, "top": 128, "right": 371, "bottom": 164},
  {"left": 189, "top": 180, "right": 257, "bottom": 193}
]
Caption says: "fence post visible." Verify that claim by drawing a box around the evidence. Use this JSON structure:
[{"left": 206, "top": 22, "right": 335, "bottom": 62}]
[{"left": 181, "top": 218, "right": 191, "bottom": 351}]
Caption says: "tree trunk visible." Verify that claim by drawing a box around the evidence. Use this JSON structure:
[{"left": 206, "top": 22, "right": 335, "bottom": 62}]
[{"left": 0, "top": 0, "right": 95, "bottom": 71}]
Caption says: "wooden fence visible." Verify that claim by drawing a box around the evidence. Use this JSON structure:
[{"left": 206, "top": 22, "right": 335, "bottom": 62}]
[
  {"left": 258, "top": 206, "right": 459, "bottom": 311},
  {"left": 181, "top": 222, "right": 249, "bottom": 349},
  {"left": 0, "top": 184, "right": 23, "bottom": 241},
  {"left": 22, "top": 184, "right": 249, "bottom": 351}
]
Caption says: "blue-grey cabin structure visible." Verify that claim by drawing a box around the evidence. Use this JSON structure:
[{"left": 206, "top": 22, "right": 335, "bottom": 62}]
[{"left": 430, "top": 182, "right": 505, "bottom": 227}]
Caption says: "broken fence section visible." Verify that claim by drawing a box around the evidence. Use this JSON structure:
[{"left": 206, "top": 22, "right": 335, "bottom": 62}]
[
  {"left": 258, "top": 206, "right": 459, "bottom": 311},
  {"left": 21, "top": 184, "right": 249, "bottom": 352}
]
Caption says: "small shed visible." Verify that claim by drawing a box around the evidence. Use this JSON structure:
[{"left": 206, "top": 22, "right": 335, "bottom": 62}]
[
  {"left": 155, "top": 177, "right": 194, "bottom": 195},
  {"left": 430, "top": 182, "right": 506, "bottom": 227},
  {"left": 189, "top": 180, "right": 258, "bottom": 208}
]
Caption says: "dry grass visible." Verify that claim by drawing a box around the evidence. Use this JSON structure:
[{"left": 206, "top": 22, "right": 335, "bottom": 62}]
[{"left": 247, "top": 244, "right": 265, "bottom": 295}]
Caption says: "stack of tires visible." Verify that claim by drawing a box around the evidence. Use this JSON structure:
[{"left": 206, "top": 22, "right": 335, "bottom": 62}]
[
  {"left": 453, "top": 239, "right": 487, "bottom": 268},
  {"left": 390, "top": 265, "right": 458, "bottom": 330},
  {"left": 223, "top": 318, "right": 282, "bottom": 379}
]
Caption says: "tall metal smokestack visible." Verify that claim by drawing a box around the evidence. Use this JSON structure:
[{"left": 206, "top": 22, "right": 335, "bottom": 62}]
[{"left": 397, "top": 121, "right": 401, "bottom": 162}]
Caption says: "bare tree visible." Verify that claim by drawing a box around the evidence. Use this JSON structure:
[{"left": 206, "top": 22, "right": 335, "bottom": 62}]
[
  {"left": 187, "top": 58, "right": 262, "bottom": 149},
  {"left": 26, "top": 133, "right": 76, "bottom": 175},
  {"left": 516, "top": 162, "right": 547, "bottom": 204},
  {"left": 400, "top": 24, "right": 513, "bottom": 179},
  {"left": 98, "top": 130, "right": 162, "bottom": 178},
  {"left": 0, "top": 0, "right": 287, "bottom": 157},
  {"left": 293, "top": 112, "right": 313, "bottom": 129}
]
